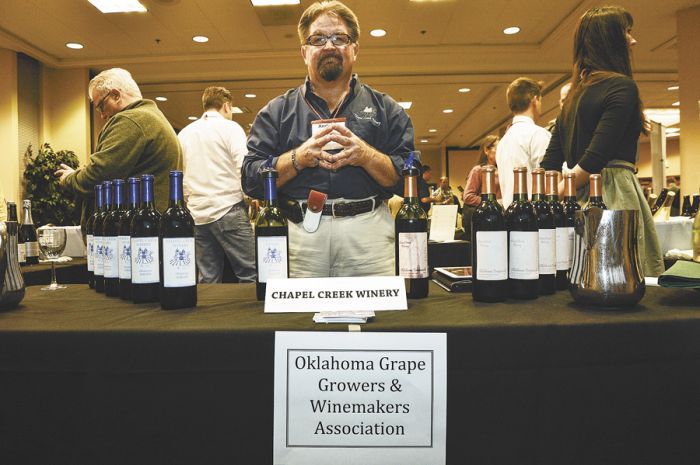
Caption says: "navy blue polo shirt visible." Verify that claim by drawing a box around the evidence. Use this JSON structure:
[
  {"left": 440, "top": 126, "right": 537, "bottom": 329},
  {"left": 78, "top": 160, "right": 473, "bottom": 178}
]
[{"left": 242, "top": 75, "right": 415, "bottom": 201}]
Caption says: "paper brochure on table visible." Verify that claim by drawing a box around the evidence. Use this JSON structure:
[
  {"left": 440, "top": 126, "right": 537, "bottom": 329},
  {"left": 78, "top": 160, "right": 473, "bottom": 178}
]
[
  {"left": 429, "top": 204, "right": 458, "bottom": 242},
  {"left": 313, "top": 310, "right": 375, "bottom": 324},
  {"left": 274, "top": 331, "right": 447, "bottom": 465}
]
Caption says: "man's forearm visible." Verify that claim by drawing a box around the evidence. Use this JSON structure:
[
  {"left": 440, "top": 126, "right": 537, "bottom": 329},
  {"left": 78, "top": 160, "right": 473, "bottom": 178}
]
[{"left": 361, "top": 147, "right": 399, "bottom": 187}]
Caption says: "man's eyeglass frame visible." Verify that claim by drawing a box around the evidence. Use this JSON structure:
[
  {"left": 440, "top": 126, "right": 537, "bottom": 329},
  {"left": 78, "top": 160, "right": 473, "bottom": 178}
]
[
  {"left": 305, "top": 33, "right": 353, "bottom": 47},
  {"left": 94, "top": 91, "right": 113, "bottom": 113}
]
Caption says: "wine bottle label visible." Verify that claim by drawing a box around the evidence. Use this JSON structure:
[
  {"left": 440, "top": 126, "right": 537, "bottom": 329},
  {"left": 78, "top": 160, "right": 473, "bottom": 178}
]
[
  {"left": 130, "top": 237, "right": 160, "bottom": 284},
  {"left": 118, "top": 235, "right": 131, "bottom": 279},
  {"left": 257, "top": 236, "right": 288, "bottom": 283},
  {"left": 102, "top": 236, "right": 119, "bottom": 278},
  {"left": 18, "top": 243, "right": 26, "bottom": 264},
  {"left": 566, "top": 227, "right": 575, "bottom": 269},
  {"left": 538, "top": 228, "right": 556, "bottom": 275},
  {"left": 86, "top": 235, "right": 94, "bottom": 271},
  {"left": 476, "top": 231, "right": 508, "bottom": 280},
  {"left": 26, "top": 241, "right": 39, "bottom": 257},
  {"left": 556, "top": 227, "right": 571, "bottom": 270},
  {"left": 94, "top": 236, "right": 104, "bottom": 276},
  {"left": 509, "top": 231, "right": 539, "bottom": 279},
  {"left": 397, "top": 232, "right": 429, "bottom": 278},
  {"left": 162, "top": 237, "right": 196, "bottom": 287}
]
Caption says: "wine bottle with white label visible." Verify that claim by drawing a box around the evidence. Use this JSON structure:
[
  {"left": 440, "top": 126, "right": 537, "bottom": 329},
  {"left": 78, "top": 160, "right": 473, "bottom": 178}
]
[
  {"left": 548, "top": 172, "right": 567, "bottom": 290},
  {"left": 532, "top": 168, "right": 555, "bottom": 295},
  {"left": 561, "top": 173, "right": 580, "bottom": 289},
  {"left": 130, "top": 174, "right": 161, "bottom": 303},
  {"left": 471, "top": 164, "right": 507, "bottom": 302},
  {"left": 255, "top": 163, "right": 289, "bottom": 301},
  {"left": 94, "top": 181, "right": 113, "bottom": 293},
  {"left": 103, "top": 179, "right": 125, "bottom": 297},
  {"left": 119, "top": 177, "right": 140, "bottom": 300},
  {"left": 159, "top": 170, "right": 197, "bottom": 310},
  {"left": 21, "top": 200, "right": 39, "bottom": 265},
  {"left": 85, "top": 184, "right": 102, "bottom": 289},
  {"left": 505, "top": 167, "right": 539, "bottom": 300},
  {"left": 395, "top": 153, "right": 429, "bottom": 299}
]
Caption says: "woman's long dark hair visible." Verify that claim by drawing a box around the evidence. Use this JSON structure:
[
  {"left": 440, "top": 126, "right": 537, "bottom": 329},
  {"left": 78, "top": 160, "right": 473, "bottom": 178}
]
[
  {"left": 562, "top": 6, "right": 647, "bottom": 135},
  {"left": 477, "top": 135, "right": 499, "bottom": 166}
]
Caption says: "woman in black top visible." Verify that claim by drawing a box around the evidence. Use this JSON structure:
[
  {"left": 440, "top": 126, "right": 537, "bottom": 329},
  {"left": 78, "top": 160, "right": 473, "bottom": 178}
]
[{"left": 541, "top": 6, "right": 664, "bottom": 276}]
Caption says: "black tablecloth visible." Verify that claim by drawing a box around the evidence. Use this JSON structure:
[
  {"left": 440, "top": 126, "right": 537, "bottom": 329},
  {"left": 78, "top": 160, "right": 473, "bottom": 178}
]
[{"left": 1, "top": 284, "right": 699, "bottom": 465}]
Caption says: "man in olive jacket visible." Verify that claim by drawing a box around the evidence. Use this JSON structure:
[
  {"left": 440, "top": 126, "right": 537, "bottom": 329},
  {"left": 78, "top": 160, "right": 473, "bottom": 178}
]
[{"left": 56, "top": 68, "right": 181, "bottom": 226}]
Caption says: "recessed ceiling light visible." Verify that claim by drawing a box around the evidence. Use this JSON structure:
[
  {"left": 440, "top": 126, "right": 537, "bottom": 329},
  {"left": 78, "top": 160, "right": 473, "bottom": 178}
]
[
  {"left": 155, "top": 96, "right": 168, "bottom": 102},
  {"left": 245, "top": 93, "right": 257, "bottom": 98},
  {"left": 672, "top": 101, "right": 680, "bottom": 106},
  {"left": 250, "top": 0, "right": 300, "bottom": 5},
  {"left": 65, "top": 42, "right": 84, "bottom": 50},
  {"left": 667, "top": 132, "right": 680, "bottom": 138},
  {"left": 192, "top": 35, "right": 209, "bottom": 43},
  {"left": 188, "top": 116, "right": 198, "bottom": 121},
  {"left": 666, "top": 127, "right": 680, "bottom": 133},
  {"left": 458, "top": 87, "right": 471, "bottom": 93},
  {"left": 231, "top": 106, "right": 244, "bottom": 114},
  {"left": 503, "top": 26, "right": 520, "bottom": 35},
  {"left": 644, "top": 108, "right": 679, "bottom": 126},
  {"left": 667, "top": 85, "right": 679, "bottom": 91},
  {"left": 370, "top": 29, "right": 387, "bottom": 37},
  {"left": 398, "top": 101, "right": 412, "bottom": 109},
  {"left": 88, "top": 0, "right": 146, "bottom": 13},
  {"left": 420, "top": 139, "right": 429, "bottom": 143},
  {"left": 442, "top": 109, "right": 453, "bottom": 114},
  {"left": 428, "top": 129, "right": 437, "bottom": 133}
]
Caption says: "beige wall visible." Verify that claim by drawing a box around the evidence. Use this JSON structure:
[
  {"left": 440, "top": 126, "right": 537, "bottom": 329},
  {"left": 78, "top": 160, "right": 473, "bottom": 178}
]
[
  {"left": 447, "top": 149, "right": 480, "bottom": 194},
  {"left": 637, "top": 138, "right": 681, "bottom": 179},
  {"left": 678, "top": 6, "right": 700, "bottom": 197},
  {"left": 0, "top": 49, "right": 20, "bottom": 204}
]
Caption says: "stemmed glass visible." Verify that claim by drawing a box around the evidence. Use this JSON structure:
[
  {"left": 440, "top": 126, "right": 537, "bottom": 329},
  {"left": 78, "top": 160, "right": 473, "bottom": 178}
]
[{"left": 37, "top": 226, "right": 68, "bottom": 291}]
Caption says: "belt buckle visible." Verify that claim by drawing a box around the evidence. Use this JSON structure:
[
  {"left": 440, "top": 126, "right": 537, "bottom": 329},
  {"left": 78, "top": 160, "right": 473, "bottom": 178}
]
[{"left": 331, "top": 201, "right": 341, "bottom": 218}]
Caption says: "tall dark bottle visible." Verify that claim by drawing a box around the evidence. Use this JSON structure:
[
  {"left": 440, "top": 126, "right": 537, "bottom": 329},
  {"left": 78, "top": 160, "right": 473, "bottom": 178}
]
[
  {"left": 471, "top": 164, "right": 507, "bottom": 302},
  {"left": 560, "top": 173, "right": 580, "bottom": 290},
  {"left": 395, "top": 154, "right": 429, "bottom": 299},
  {"left": 584, "top": 174, "right": 607, "bottom": 211},
  {"left": 119, "top": 177, "right": 140, "bottom": 300},
  {"left": 681, "top": 195, "right": 693, "bottom": 217},
  {"left": 531, "top": 169, "right": 555, "bottom": 295},
  {"left": 94, "top": 180, "right": 113, "bottom": 293},
  {"left": 16, "top": 205, "right": 26, "bottom": 266},
  {"left": 159, "top": 170, "right": 197, "bottom": 309},
  {"left": 254, "top": 164, "right": 289, "bottom": 301},
  {"left": 20, "top": 200, "right": 39, "bottom": 265},
  {"left": 103, "top": 179, "right": 125, "bottom": 297},
  {"left": 87, "top": 184, "right": 103, "bottom": 289},
  {"left": 544, "top": 171, "right": 568, "bottom": 291},
  {"left": 505, "top": 167, "right": 539, "bottom": 300},
  {"left": 650, "top": 188, "right": 668, "bottom": 215},
  {"left": 130, "top": 174, "right": 161, "bottom": 303},
  {"left": 691, "top": 194, "right": 700, "bottom": 218}
]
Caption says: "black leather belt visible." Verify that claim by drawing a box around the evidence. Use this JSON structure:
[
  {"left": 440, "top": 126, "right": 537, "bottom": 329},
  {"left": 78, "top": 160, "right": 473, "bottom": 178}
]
[{"left": 302, "top": 198, "right": 379, "bottom": 217}]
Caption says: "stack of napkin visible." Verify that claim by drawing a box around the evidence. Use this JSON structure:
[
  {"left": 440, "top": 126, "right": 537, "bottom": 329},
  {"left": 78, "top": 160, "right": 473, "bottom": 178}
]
[{"left": 658, "top": 260, "right": 700, "bottom": 289}]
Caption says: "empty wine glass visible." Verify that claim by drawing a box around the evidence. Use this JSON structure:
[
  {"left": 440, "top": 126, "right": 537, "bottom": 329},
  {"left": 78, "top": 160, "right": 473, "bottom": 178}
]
[{"left": 37, "top": 226, "right": 67, "bottom": 291}]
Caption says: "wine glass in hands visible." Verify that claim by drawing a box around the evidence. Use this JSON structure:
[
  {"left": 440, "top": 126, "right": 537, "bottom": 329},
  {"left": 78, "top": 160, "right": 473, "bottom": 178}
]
[{"left": 37, "top": 226, "right": 67, "bottom": 291}]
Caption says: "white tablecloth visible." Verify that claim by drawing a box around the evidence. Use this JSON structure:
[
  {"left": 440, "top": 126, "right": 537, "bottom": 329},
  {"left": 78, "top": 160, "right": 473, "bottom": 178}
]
[{"left": 654, "top": 217, "right": 693, "bottom": 255}]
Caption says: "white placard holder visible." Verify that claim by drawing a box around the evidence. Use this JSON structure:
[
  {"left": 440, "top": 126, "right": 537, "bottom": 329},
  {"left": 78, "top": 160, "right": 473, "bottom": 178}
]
[
  {"left": 429, "top": 204, "right": 458, "bottom": 242},
  {"left": 274, "top": 331, "right": 447, "bottom": 465}
]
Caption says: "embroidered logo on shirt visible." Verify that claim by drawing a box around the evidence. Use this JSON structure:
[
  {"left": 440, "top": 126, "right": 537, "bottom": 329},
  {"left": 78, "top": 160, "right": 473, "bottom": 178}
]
[{"left": 353, "top": 106, "right": 380, "bottom": 127}]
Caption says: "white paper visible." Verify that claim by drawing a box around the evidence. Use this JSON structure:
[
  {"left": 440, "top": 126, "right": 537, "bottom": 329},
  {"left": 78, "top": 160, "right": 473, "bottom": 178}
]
[
  {"left": 313, "top": 310, "right": 375, "bottom": 324},
  {"left": 429, "top": 205, "right": 458, "bottom": 242}
]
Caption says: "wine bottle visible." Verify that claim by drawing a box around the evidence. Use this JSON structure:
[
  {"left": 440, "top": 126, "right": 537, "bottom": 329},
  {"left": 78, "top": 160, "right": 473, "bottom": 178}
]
[
  {"left": 584, "top": 174, "right": 607, "bottom": 211},
  {"left": 103, "top": 179, "right": 125, "bottom": 297},
  {"left": 542, "top": 171, "right": 566, "bottom": 291},
  {"left": 560, "top": 173, "right": 580, "bottom": 290},
  {"left": 87, "top": 184, "right": 103, "bottom": 289},
  {"left": 254, "top": 163, "right": 289, "bottom": 301},
  {"left": 651, "top": 188, "right": 668, "bottom": 215},
  {"left": 681, "top": 195, "right": 693, "bottom": 217},
  {"left": 16, "top": 204, "right": 26, "bottom": 265},
  {"left": 21, "top": 200, "right": 39, "bottom": 265},
  {"left": 691, "top": 194, "right": 700, "bottom": 219},
  {"left": 94, "top": 180, "right": 113, "bottom": 293},
  {"left": 652, "top": 190, "right": 676, "bottom": 221},
  {"left": 471, "top": 164, "right": 507, "bottom": 302},
  {"left": 693, "top": 206, "right": 700, "bottom": 262},
  {"left": 395, "top": 153, "right": 429, "bottom": 299},
  {"left": 159, "top": 170, "right": 197, "bottom": 310},
  {"left": 531, "top": 168, "right": 556, "bottom": 295},
  {"left": 119, "top": 177, "right": 140, "bottom": 300},
  {"left": 505, "top": 167, "right": 539, "bottom": 300},
  {"left": 130, "top": 174, "right": 161, "bottom": 303}
]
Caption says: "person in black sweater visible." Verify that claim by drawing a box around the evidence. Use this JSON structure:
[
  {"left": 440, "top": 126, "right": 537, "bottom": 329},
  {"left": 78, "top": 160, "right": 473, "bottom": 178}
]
[{"left": 540, "top": 5, "right": 664, "bottom": 276}]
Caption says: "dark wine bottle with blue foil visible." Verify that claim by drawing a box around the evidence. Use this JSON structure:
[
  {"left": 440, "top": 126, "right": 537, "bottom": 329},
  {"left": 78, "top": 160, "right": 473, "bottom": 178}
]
[
  {"left": 94, "top": 180, "right": 113, "bottom": 293},
  {"left": 119, "top": 177, "right": 140, "bottom": 300},
  {"left": 255, "top": 161, "right": 289, "bottom": 301},
  {"left": 471, "top": 164, "right": 507, "bottom": 302},
  {"left": 159, "top": 170, "right": 197, "bottom": 310},
  {"left": 395, "top": 152, "right": 429, "bottom": 299},
  {"left": 505, "top": 167, "right": 539, "bottom": 300},
  {"left": 130, "top": 174, "right": 161, "bottom": 303},
  {"left": 103, "top": 179, "right": 125, "bottom": 297},
  {"left": 86, "top": 184, "right": 102, "bottom": 289},
  {"left": 532, "top": 168, "right": 555, "bottom": 295}
]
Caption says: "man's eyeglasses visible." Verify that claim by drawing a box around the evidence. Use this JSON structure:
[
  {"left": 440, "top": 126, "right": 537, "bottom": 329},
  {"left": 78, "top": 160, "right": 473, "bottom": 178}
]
[
  {"left": 305, "top": 33, "right": 353, "bottom": 47},
  {"left": 94, "top": 91, "right": 113, "bottom": 113}
]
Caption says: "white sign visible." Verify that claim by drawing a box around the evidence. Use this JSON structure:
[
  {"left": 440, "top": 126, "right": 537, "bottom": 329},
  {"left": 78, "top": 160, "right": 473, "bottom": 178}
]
[
  {"left": 429, "top": 204, "right": 458, "bottom": 242},
  {"left": 264, "top": 276, "right": 407, "bottom": 313},
  {"left": 274, "top": 332, "right": 447, "bottom": 465}
]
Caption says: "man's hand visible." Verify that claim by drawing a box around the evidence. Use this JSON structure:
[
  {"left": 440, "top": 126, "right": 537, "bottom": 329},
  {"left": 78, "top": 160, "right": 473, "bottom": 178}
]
[
  {"left": 317, "top": 124, "right": 374, "bottom": 171},
  {"left": 294, "top": 125, "right": 339, "bottom": 170},
  {"left": 54, "top": 163, "right": 75, "bottom": 186}
]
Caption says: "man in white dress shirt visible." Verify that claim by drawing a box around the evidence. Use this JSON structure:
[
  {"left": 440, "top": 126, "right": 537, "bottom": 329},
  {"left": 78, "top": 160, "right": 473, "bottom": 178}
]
[
  {"left": 178, "top": 87, "right": 256, "bottom": 283},
  {"left": 496, "top": 77, "right": 552, "bottom": 208}
]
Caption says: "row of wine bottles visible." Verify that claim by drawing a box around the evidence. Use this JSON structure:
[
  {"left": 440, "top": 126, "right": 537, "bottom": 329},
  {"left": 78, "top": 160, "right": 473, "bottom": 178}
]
[
  {"left": 650, "top": 187, "right": 700, "bottom": 219},
  {"left": 470, "top": 167, "right": 606, "bottom": 302},
  {"left": 86, "top": 171, "right": 197, "bottom": 310},
  {"left": 6, "top": 199, "right": 41, "bottom": 266}
]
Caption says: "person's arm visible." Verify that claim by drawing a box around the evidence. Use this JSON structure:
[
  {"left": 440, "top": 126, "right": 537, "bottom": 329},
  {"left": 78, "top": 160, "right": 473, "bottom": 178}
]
[{"left": 462, "top": 165, "right": 483, "bottom": 207}]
